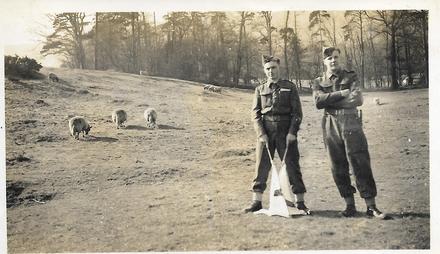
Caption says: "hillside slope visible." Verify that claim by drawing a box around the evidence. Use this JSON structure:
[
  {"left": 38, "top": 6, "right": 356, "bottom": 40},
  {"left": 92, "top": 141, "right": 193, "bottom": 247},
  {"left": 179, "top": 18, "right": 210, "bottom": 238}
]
[{"left": 5, "top": 68, "right": 429, "bottom": 252}]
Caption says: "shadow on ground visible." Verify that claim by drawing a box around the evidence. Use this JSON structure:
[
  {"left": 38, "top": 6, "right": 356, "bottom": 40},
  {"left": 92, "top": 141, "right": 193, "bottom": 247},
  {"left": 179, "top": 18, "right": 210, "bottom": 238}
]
[
  {"left": 158, "top": 124, "right": 185, "bottom": 130},
  {"left": 86, "top": 136, "right": 119, "bottom": 143},
  {"left": 388, "top": 212, "right": 430, "bottom": 219},
  {"left": 302, "top": 210, "right": 428, "bottom": 220},
  {"left": 125, "top": 125, "right": 150, "bottom": 130}
]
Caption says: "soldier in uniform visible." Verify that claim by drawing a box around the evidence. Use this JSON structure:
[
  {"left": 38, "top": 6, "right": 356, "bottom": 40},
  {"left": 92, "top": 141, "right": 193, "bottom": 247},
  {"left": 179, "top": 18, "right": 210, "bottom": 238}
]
[
  {"left": 244, "top": 55, "right": 310, "bottom": 214},
  {"left": 312, "top": 47, "right": 385, "bottom": 218}
]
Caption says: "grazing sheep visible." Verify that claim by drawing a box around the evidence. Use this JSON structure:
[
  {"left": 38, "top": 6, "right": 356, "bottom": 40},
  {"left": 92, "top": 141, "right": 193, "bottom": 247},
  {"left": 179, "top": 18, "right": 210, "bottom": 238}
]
[
  {"left": 111, "top": 109, "right": 127, "bottom": 129},
  {"left": 373, "top": 97, "right": 380, "bottom": 105},
  {"left": 48, "top": 73, "right": 59, "bottom": 82},
  {"left": 139, "top": 70, "right": 148, "bottom": 76},
  {"left": 212, "top": 86, "right": 222, "bottom": 93},
  {"left": 209, "top": 85, "right": 222, "bottom": 93},
  {"left": 144, "top": 108, "right": 157, "bottom": 129},
  {"left": 68, "top": 116, "right": 92, "bottom": 140}
]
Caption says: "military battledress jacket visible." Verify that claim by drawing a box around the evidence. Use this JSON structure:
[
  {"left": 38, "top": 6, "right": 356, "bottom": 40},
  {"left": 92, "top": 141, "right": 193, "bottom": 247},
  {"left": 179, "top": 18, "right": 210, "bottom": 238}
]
[{"left": 252, "top": 79, "right": 302, "bottom": 137}]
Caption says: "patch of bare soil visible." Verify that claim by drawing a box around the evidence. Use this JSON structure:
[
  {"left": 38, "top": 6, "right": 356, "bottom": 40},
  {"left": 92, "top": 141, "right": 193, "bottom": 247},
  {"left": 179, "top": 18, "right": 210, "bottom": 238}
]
[{"left": 5, "top": 68, "right": 429, "bottom": 252}]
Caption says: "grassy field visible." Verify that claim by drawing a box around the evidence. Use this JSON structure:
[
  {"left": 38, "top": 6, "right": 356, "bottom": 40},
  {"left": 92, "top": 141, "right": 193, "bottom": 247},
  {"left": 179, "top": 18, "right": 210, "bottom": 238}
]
[{"left": 5, "top": 68, "right": 429, "bottom": 252}]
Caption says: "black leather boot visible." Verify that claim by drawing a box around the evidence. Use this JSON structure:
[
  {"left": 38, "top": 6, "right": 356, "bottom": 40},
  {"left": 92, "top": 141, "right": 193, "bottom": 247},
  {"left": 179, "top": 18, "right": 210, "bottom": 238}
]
[
  {"left": 296, "top": 201, "right": 311, "bottom": 215},
  {"left": 366, "top": 205, "right": 385, "bottom": 219},
  {"left": 244, "top": 200, "right": 262, "bottom": 213},
  {"left": 341, "top": 204, "right": 357, "bottom": 217}
]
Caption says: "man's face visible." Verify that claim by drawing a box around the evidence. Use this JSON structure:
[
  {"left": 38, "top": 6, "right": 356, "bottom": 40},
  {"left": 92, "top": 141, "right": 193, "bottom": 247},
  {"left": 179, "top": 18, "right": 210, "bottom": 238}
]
[
  {"left": 263, "top": 61, "right": 280, "bottom": 81},
  {"left": 323, "top": 50, "right": 340, "bottom": 72}
]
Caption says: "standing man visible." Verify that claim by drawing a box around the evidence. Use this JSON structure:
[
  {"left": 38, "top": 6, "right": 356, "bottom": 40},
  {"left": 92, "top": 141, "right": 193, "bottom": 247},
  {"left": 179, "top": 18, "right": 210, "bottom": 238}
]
[
  {"left": 312, "top": 47, "right": 385, "bottom": 218},
  {"left": 244, "top": 55, "right": 310, "bottom": 214}
]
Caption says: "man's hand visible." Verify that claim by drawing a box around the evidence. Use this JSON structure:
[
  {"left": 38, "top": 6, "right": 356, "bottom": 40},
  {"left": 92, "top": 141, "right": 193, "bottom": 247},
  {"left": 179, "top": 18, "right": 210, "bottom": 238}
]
[
  {"left": 333, "top": 87, "right": 363, "bottom": 108},
  {"left": 259, "top": 134, "right": 269, "bottom": 144},
  {"left": 351, "top": 88, "right": 360, "bottom": 97},
  {"left": 341, "top": 89, "right": 351, "bottom": 97},
  {"left": 286, "top": 133, "right": 297, "bottom": 144}
]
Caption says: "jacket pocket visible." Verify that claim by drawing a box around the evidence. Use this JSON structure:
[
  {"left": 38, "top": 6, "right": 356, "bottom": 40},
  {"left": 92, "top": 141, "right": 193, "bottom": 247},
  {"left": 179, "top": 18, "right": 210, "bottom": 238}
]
[
  {"left": 341, "top": 115, "right": 368, "bottom": 153},
  {"left": 279, "top": 88, "right": 291, "bottom": 106},
  {"left": 260, "top": 92, "right": 273, "bottom": 108},
  {"left": 342, "top": 114, "right": 362, "bottom": 134}
]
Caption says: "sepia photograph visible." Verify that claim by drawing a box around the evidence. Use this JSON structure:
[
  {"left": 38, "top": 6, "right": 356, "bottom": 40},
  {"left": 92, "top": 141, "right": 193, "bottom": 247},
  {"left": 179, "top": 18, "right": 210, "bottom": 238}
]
[{"left": 1, "top": 0, "right": 438, "bottom": 253}]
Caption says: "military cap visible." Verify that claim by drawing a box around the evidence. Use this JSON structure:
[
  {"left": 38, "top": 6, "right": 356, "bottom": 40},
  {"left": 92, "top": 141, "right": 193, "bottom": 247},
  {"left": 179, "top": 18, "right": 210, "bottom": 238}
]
[
  {"left": 323, "top": 47, "right": 341, "bottom": 58},
  {"left": 262, "top": 55, "right": 280, "bottom": 66}
]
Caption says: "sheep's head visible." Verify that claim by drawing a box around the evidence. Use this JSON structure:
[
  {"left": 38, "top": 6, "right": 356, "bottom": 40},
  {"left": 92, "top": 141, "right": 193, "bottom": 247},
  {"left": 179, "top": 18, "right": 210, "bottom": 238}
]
[{"left": 84, "top": 125, "right": 92, "bottom": 135}]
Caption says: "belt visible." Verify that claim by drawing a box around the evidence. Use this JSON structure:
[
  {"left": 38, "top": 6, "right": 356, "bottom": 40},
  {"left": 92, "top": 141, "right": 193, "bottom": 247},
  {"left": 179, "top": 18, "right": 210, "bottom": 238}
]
[
  {"left": 262, "top": 114, "right": 291, "bottom": 121},
  {"left": 325, "top": 108, "right": 358, "bottom": 115}
]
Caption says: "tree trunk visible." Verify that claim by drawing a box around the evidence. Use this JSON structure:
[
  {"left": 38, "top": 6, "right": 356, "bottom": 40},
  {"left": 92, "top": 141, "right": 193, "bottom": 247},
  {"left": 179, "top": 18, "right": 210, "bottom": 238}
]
[
  {"left": 95, "top": 12, "right": 99, "bottom": 70},
  {"left": 266, "top": 13, "right": 272, "bottom": 55},
  {"left": 130, "top": 13, "right": 136, "bottom": 73},
  {"left": 234, "top": 12, "right": 245, "bottom": 86},
  {"left": 421, "top": 12, "right": 428, "bottom": 87},
  {"left": 332, "top": 17, "right": 337, "bottom": 46},
  {"left": 385, "top": 32, "right": 390, "bottom": 88},
  {"left": 368, "top": 32, "right": 380, "bottom": 88},
  {"left": 318, "top": 14, "right": 324, "bottom": 73},
  {"left": 153, "top": 12, "right": 158, "bottom": 74},
  {"left": 78, "top": 39, "right": 86, "bottom": 69},
  {"left": 244, "top": 25, "right": 251, "bottom": 84},
  {"left": 343, "top": 42, "right": 352, "bottom": 70},
  {"left": 292, "top": 12, "right": 297, "bottom": 84},
  {"left": 403, "top": 26, "right": 413, "bottom": 86},
  {"left": 293, "top": 12, "right": 302, "bottom": 88},
  {"left": 359, "top": 12, "right": 365, "bottom": 89},
  {"left": 283, "top": 11, "right": 290, "bottom": 80},
  {"left": 390, "top": 27, "right": 399, "bottom": 90},
  {"left": 136, "top": 14, "right": 141, "bottom": 73}
]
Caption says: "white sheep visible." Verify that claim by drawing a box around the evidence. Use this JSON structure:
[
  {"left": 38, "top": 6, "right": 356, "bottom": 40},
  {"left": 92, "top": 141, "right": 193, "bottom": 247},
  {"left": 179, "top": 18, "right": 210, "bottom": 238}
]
[
  {"left": 373, "top": 97, "right": 380, "bottom": 105},
  {"left": 111, "top": 109, "right": 127, "bottom": 129},
  {"left": 144, "top": 108, "right": 157, "bottom": 129},
  {"left": 68, "top": 116, "right": 92, "bottom": 140},
  {"left": 208, "top": 85, "right": 222, "bottom": 93},
  {"left": 48, "top": 73, "right": 59, "bottom": 82},
  {"left": 139, "top": 70, "right": 148, "bottom": 76},
  {"left": 212, "top": 86, "right": 222, "bottom": 93},
  {"left": 204, "top": 84, "right": 222, "bottom": 93}
]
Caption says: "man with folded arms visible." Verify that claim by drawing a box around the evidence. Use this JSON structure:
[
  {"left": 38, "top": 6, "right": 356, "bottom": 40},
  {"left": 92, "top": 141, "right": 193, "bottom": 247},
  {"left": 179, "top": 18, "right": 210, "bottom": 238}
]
[{"left": 312, "top": 47, "right": 385, "bottom": 219}]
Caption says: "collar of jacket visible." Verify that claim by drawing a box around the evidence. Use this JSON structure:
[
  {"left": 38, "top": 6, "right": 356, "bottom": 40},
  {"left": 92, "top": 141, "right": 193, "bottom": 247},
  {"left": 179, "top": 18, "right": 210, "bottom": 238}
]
[
  {"left": 319, "top": 69, "right": 343, "bottom": 88},
  {"left": 265, "top": 79, "right": 279, "bottom": 87},
  {"left": 260, "top": 80, "right": 279, "bottom": 94}
]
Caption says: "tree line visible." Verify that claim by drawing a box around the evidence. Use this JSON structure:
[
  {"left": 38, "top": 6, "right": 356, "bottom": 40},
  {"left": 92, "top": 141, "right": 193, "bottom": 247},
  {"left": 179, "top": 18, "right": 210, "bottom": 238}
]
[{"left": 40, "top": 10, "right": 428, "bottom": 90}]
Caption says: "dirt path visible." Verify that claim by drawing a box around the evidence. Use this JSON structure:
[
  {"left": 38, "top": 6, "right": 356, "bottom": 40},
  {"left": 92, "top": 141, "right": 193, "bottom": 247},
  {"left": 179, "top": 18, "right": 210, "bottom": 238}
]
[{"left": 5, "top": 68, "right": 429, "bottom": 252}]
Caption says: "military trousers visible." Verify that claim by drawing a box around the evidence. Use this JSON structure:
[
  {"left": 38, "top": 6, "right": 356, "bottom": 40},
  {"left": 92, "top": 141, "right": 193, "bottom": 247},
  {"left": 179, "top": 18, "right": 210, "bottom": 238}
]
[
  {"left": 322, "top": 112, "right": 377, "bottom": 199},
  {"left": 252, "top": 120, "right": 306, "bottom": 194}
]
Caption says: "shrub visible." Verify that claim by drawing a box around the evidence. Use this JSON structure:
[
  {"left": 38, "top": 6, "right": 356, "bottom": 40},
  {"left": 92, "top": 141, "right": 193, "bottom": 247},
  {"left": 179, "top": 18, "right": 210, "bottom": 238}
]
[{"left": 5, "top": 55, "right": 43, "bottom": 79}]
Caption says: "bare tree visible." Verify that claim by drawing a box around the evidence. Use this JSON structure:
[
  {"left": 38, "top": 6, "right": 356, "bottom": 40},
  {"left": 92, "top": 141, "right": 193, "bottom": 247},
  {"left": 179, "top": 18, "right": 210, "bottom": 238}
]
[
  {"left": 309, "top": 11, "right": 331, "bottom": 73},
  {"left": 95, "top": 12, "right": 99, "bottom": 70},
  {"left": 41, "top": 13, "right": 88, "bottom": 69},
  {"left": 234, "top": 12, "right": 254, "bottom": 86},
  {"left": 260, "top": 11, "right": 275, "bottom": 55},
  {"left": 344, "top": 11, "right": 366, "bottom": 88},
  {"left": 366, "top": 10, "right": 406, "bottom": 90}
]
